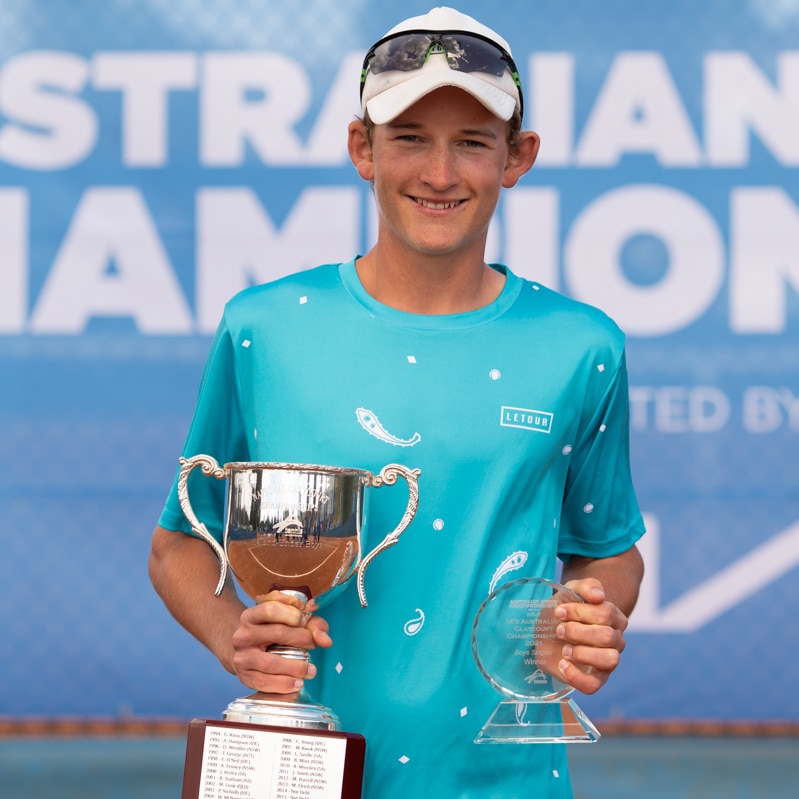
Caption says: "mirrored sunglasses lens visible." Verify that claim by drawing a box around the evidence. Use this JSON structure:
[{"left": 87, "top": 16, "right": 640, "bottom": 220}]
[
  {"left": 439, "top": 35, "right": 509, "bottom": 77},
  {"left": 369, "top": 34, "right": 433, "bottom": 74},
  {"left": 368, "top": 33, "right": 510, "bottom": 78}
]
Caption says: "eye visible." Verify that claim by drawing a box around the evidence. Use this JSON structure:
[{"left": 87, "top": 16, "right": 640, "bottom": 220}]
[
  {"left": 460, "top": 137, "right": 493, "bottom": 150},
  {"left": 390, "top": 132, "right": 423, "bottom": 144}
]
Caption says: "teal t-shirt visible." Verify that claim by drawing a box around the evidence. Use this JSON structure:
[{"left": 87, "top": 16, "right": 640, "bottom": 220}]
[{"left": 160, "top": 259, "right": 645, "bottom": 799}]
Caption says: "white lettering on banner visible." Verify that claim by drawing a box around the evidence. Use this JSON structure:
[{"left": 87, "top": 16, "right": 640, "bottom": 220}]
[
  {"left": 575, "top": 52, "right": 702, "bottom": 167},
  {"left": 629, "top": 386, "right": 731, "bottom": 433},
  {"left": 198, "top": 52, "right": 359, "bottom": 166},
  {"left": 563, "top": 185, "right": 725, "bottom": 336},
  {"left": 200, "top": 53, "right": 311, "bottom": 166},
  {"left": 2, "top": 185, "right": 798, "bottom": 335},
  {"left": 527, "top": 54, "right": 574, "bottom": 167},
  {"left": 93, "top": 52, "right": 198, "bottom": 167},
  {"left": 743, "top": 387, "right": 799, "bottom": 432},
  {"left": 0, "top": 51, "right": 358, "bottom": 170},
  {"left": 509, "top": 186, "right": 799, "bottom": 336},
  {"left": 0, "top": 51, "right": 97, "bottom": 170},
  {"left": 196, "top": 187, "right": 359, "bottom": 332},
  {"left": 293, "top": 53, "right": 362, "bottom": 165},
  {"left": 502, "top": 189, "right": 560, "bottom": 290},
  {"left": 631, "top": 514, "right": 799, "bottom": 631},
  {"left": 30, "top": 188, "right": 193, "bottom": 334},
  {"left": 705, "top": 52, "right": 799, "bottom": 166},
  {"left": 0, "top": 49, "right": 796, "bottom": 168},
  {"left": 730, "top": 187, "right": 799, "bottom": 333},
  {"left": 529, "top": 50, "right": 799, "bottom": 167},
  {"left": 0, "top": 50, "right": 797, "bottom": 338},
  {"left": 0, "top": 189, "right": 27, "bottom": 333}
]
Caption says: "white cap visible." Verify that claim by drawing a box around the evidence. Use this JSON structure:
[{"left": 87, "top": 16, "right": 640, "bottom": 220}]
[{"left": 361, "top": 7, "right": 522, "bottom": 124}]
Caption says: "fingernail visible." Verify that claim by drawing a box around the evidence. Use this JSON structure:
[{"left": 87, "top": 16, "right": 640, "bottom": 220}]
[
  {"left": 558, "top": 659, "right": 570, "bottom": 673},
  {"left": 307, "top": 663, "right": 317, "bottom": 678},
  {"left": 562, "top": 645, "right": 573, "bottom": 659},
  {"left": 556, "top": 624, "right": 566, "bottom": 638},
  {"left": 293, "top": 679, "right": 304, "bottom": 690},
  {"left": 554, "top": 606, "right": 567, "bottom": 619}
]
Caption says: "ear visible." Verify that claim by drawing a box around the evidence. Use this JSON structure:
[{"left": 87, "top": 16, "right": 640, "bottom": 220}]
[
  {"left": 348, "top": 119, "right": 375, "bottom": 182},
  {"left": 502, "top": 131, "right": 540, "bottom": 189}
]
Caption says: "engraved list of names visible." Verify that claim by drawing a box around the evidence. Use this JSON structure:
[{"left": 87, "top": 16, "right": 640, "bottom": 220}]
[{"left": 198, "top": 723, "right": 347, "bottom": 799}]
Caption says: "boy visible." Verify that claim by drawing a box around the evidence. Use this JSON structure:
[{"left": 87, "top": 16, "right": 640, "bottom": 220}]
[{"left": 150, "top": 7, "right": 645, "bottom": 797}]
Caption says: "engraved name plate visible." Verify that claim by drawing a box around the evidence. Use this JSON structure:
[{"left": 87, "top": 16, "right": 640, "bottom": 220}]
[{"left": 181, "top": 719, "right": 366, "bottom": 799}]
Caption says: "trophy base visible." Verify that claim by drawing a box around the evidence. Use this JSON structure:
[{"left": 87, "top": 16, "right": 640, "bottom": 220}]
[
  {"left": 223, "top": 688, "right": 341, "bottom": 731},
  {"left": 474, "top": 698, "right": 600, "bottom": 744}
]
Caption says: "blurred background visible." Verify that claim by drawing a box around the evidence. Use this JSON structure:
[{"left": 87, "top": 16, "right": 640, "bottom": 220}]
[{"left": 1, "top": 0, "right": 797, "bottom": 795}]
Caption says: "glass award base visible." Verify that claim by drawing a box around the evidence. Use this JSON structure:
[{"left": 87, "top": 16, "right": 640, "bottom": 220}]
[{"left": 474, "top": 698, "right": 601, "bottom": 744}]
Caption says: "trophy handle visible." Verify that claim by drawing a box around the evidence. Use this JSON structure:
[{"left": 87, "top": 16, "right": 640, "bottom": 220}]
[
  {"left": 177, "top": 454, "right": 229, "bottom": 597},
  {"left": 356, "top": 464, "right": 421, "bottom": 608}
]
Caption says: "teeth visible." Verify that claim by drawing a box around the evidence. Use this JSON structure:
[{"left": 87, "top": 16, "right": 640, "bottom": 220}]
[{"left": 416, "top": 198, "right": 460, "bottom": 210}]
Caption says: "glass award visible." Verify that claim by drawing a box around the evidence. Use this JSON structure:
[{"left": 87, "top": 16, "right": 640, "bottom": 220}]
[{"left": 471, "top": 576, "right": 600, "bottom": 744}]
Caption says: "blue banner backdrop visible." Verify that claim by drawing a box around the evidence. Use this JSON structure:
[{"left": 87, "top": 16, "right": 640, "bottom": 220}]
[{"left": 1, "top": 0, "right": 797, "bottom": 723}]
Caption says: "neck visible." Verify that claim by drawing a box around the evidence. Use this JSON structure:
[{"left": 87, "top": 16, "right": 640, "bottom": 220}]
[{"left": 355, "top": 247, "right": 506, "bottom": 315}]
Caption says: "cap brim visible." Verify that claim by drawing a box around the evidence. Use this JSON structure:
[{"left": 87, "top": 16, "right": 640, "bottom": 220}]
[{"left": 365, "top": 68, "right": 517, "bottom": 124}]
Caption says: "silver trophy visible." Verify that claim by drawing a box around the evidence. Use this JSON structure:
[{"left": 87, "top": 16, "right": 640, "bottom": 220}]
[{"left": 177, "top": 456, "right": 421, "bottom": 731}]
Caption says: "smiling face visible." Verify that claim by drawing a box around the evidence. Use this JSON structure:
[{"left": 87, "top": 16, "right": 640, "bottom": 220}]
[{"left": 349, "top": 86, "right": 538, "bottom": 267}]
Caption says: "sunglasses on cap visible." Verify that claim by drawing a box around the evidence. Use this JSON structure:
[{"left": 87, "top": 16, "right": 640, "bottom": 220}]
[{"left": 360, "top": 30, "right": 524, "bottom": 117}]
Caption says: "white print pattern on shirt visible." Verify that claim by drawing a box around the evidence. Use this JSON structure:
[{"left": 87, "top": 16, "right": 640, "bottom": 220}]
[
  {"left": 355, "top": 407, "right": 421, "bottom": 447},
  {"left": 403, "top": 608, "right": 425, "bottom": 636},
  {"left": 488, "top": 550, "right": 528, "bottom": 594}
]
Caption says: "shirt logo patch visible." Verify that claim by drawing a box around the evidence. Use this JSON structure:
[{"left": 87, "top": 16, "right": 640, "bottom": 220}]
[{"left": 500, "top": 406, "right": 554, "bottom": 433}]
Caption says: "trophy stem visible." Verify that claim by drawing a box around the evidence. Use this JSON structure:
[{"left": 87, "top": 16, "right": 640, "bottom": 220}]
[{"left": 222, "top": 644, "right": 340, "bottom": 731}]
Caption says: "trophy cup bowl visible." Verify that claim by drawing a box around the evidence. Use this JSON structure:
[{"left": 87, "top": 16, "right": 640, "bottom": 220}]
[{"left": 177, "top": 455, "right": 421, "bottom": 731}]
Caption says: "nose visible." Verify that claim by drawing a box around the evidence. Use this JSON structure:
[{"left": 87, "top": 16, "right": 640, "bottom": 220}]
[{"left": 423, "top": 144, "right": 459, "bottom": 191}]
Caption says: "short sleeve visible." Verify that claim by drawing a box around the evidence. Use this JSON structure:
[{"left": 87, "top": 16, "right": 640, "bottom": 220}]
[
  {"left": 157, "top": 317, "right": 249, "bottom": 543},
  {"left": 558, "top": 350, "right": 645, "bottom": 559}
]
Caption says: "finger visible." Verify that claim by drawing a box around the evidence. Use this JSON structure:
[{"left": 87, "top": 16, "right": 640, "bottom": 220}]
[
  {"left": 239, "top": 612, "right": 331, "bottom": 649},
  {"left": 306, "top": 616, "right": 333, "bottom": 648},
  {"left": 237, "top": 667, "right": 312, "bottom": 695},
  {"left": 556, "top": 618, "right": 626, "bottom": 652},
  {"left": 254, "top": 590, "right": 308, "bottom": 608},
  {"left": 236, "top": 646, "right": 313, "bottom": 678},
  {"left": 232, "top": 616, "right": 318, "bottom": 656},
  {"left": 245, "top": 599, "right": 309, "bottom": 629},
  {"left": 563, "top": 578, "right": 605, "bottom": 604},
  {"left": 233, "top": 646, "right": 318, "bottom": 694},
  {"left": 555, "top": 601, "right": 627, "bottom": 632},
  {"left": 556, "top": 656, "right": 608, "bottom": 695},
  {"left": 560, "top": 641, "right": 622, "bottom": 674}
]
